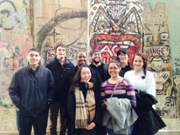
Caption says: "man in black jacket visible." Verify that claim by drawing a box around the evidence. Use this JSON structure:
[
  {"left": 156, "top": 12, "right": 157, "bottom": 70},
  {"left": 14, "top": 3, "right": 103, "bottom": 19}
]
[
  {"left": 89, "top": 49, "right": 109, "bottom": 82},
  {"left": 8, "top": 48, "right": 55, "bottom": 135},
  {"left": 46, "top": 44, "right": 74, "bottom": 135}
]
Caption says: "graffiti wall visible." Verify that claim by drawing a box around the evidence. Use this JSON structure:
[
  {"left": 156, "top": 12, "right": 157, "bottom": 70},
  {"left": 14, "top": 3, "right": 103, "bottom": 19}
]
[
  {"left": 143, "top": 3, "right": 177, "bottom": 118},
  {"left": 89, "top": 0, "right": 143, "bottom": 64},
  {"left": 0, "top": 0, "right": 31, "bottom": 131},
  {"left": 34, "top": 0, "right": 88, "bottom": 65}
]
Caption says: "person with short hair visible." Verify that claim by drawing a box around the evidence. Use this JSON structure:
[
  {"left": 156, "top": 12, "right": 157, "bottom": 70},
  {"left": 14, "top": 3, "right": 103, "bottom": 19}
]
[
  {"left": 46, "top": 44, "right": 74, "bottom": 135},
  {"left": 8, "top": 48, "right": 55, "bottom": 135},
  {"left": 116, "top": 48, "right": 133, "bottom": 77},
  {"left": 89, "top": 49, "right": 109, "bottom": 82}
]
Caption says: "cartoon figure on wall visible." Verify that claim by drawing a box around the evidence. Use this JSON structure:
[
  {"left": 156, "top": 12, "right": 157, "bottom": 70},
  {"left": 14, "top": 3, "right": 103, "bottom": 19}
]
[{"left": 89, "top": 0, "right": 143, "bottom": 64}]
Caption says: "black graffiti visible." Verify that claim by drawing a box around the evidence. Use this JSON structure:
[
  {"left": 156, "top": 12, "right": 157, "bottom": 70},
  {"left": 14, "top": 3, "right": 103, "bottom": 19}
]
[
  {"left": 0, "top": 0, "right": 17, "bottom": 30},
  {"left": 173, "top": 68, "right": 180, "bottom": 76},
  {"left": 174, "top": 58, "right": 180, "bottom": 67},
  {"left": 146, "top": 47, "right": 168, "bottom": 56},
  {"left": 36, "top": 10, "right": 87, "bottom": 51}
]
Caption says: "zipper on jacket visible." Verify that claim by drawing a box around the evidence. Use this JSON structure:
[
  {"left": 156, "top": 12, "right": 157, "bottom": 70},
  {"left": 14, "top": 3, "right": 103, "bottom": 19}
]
[{"left": 34, "top": 76, "right": 37, "bottom": 117}]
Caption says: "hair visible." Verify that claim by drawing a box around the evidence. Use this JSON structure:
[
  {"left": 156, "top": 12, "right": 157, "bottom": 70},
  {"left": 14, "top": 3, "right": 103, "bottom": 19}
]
[
  {"left": 54, "top": 44, "right": 66, "bottom": 52},
  {"left": 70, "top": 64, "right": 96, "bottom": 91},
  {"left": 115, "top": 48, "right": 129, "bottom": 62},
  {"left": 28, "top": 48, "right": 40, "bottom": 55},
  {"left": 76, "top": 51, "right": 87, "bottom": 58},
  {"left": 133, "top": 52, "right": 147, "bottom": 79},
  {"left": 116, "top": 48, "right": 129, "bottom": 57},
  {"left": 108, "top": 59, "right": 121, "bottom": 68}
]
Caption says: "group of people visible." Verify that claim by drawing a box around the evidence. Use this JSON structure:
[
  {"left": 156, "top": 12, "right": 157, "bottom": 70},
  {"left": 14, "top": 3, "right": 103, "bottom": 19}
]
[{"left": 8, "top": 44, "right": 165, "bottom": 135}]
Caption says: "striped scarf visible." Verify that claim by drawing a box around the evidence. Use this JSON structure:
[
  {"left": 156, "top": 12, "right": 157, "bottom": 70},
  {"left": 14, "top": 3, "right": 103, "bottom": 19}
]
[{"left": 74, "top": 82, "right": 96, "bottom": 129}]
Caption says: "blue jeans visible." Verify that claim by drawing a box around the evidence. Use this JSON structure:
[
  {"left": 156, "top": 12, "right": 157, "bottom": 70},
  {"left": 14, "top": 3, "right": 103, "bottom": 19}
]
[
  {"left": 16, "top": 112, "right": 48, "bottom": 135},
  {"left": 106, "top": 125, "right": 134, "bottom": 135}
]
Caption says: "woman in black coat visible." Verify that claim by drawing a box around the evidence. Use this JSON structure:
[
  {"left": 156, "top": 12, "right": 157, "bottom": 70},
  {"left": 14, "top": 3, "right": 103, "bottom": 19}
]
[{"left": 67, "top": 65, "right": 102, "bottom": 135}]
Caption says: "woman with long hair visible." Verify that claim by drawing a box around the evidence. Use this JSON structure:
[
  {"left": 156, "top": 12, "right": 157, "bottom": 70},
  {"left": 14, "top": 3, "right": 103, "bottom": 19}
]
[
  {"left": 124, "top": 52, "right": 156, "bottom": 96},
  {"left": 124, "top": 53, "right": 166, "bottom": 135},
  {"left": 67, "top": 64, "right": 101, "bottom": 135}
]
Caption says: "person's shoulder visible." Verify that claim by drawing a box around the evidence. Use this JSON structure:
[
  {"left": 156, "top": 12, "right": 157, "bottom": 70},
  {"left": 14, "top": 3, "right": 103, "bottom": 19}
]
[
  {"left": 146, "top": 70, "right": 155, "bottom": 78},
  {"left": 65, "top": 58, "right": 74, "bottom": 67},
  {"left": 124, "top": 70, "right": 133, "bottom": 76},
  {"left": 17, "top": 66, "right": 28, "bottom": 73},
  {"left": 39, "top": 65, "right": 51, "bottom": 72},
  {"left": 101, "top": 80, "right": 108, "bottom": 87}
]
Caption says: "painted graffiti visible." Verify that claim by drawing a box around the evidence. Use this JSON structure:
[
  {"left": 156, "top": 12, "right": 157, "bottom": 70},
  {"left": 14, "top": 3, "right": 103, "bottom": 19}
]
[
  {"left": 36, "top": 0, "right": 88, "bottom": 65},
  {"left": 0, "top": 0, "right": 31, "bottom": 131},
  {"left": 89, "top": 0, "right": 143, "bottom": 64},
  {"left": 144, "top": 3, "right": 175, "bottom": 118}
]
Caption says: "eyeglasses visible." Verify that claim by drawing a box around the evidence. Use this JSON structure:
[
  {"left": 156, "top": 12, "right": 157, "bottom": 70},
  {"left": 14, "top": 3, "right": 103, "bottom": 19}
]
[{"left": 108, "top": 67, "right": 119, "bottom": 70}]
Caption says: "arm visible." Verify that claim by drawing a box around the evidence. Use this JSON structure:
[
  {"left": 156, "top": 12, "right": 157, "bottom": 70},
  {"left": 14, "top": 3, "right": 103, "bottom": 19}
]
[
  {"left": 146, "top": 72, "right": 156, "bottom": 97},
  {"left": 124, "top": 79, "right": 137, "bottom": 108},
  {"left": 47, "top": 70, "right": 55, "bottom": 103},
  {"left": 8, "top": 73, "right": 21, "bottom": 107},
  {"left": 92, "top": 86, "right": 102, "bottom": 125},
  {"left": 67, "top": 90, "right": 76, "bottom": 124}
]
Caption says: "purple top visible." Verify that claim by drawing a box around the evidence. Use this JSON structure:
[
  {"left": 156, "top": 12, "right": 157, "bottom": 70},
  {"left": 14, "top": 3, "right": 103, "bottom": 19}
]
[{"left": 101, "top": 79, "right": 136, "bottom": 108}]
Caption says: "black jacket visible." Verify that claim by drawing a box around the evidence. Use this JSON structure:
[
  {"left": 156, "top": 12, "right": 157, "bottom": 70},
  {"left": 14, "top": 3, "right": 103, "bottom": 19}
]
[
  {"left": 46, "top": 57, "right": 74, "bottom": 103},
  {"left": 133, "top": 90, "right": 166, "bottom": 135},
  {"left": 89, "top": 63, "right": 110, "bottom": 82},
  {"left": 67, "top": 82, "right": 102, "bottom": 135},
  {"left": 8, "top": 65, "right": 55, "bottom": 116},
  {"left": 119, "top": 63, "right": 133, "bottom": 77}
]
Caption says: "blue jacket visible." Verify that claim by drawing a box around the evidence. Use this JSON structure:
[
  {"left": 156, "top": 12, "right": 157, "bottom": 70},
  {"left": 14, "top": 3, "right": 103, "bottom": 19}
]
[{"left": 8, "top": 65, "right": 55, "bottom": 117}]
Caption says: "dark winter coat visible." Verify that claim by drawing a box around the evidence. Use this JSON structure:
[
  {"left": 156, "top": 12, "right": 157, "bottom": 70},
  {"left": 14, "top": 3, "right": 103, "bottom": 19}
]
[
  {"left": 119, "top": 63, "right": 133, "bottom": 77},
  {"left": 132, "top": 90, "right": 166, "bottom": 135},
  {"left": 8, "top": 65, "right": 55, "bottom": 117},
  {"left": 46, "top": 57, "right": 74, "bottom": 103},
  {"left": 67, "top": 82, "right": 102, "bottom": 135},
  {"left": 89, "top": 63, "right": 110, "bottom": 82}
]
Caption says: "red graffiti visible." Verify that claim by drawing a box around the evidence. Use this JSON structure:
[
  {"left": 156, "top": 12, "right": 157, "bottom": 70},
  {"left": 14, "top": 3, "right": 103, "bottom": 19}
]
[{"left": 90, "top": 34, "right": 141, "bottom": 64}]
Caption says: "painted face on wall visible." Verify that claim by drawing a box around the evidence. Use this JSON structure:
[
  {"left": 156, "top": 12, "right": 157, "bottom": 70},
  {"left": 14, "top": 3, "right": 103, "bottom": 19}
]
[
  {"left": 118, "top": 52, "right": 128, "bottom": 64},
  {"left": 108, "top": 63, "right": 121, "bottom": 78},
  {"left": 133, "top": 55, "right": 144, "bottom": 71},
  {"left": 56, "top": 46, "right": 66, "bottom": 60},
  {"left": 91, "top": 52, "right": 102, "bottom": 64},
  {"left": 27, "top": 51, "right": 41, "bottom": 67},
  {"left": 76, "top": 52, "right": 87, "bottom": 66},
  {"left": 80, "top": 67, "right": 92, "bottom": 82}
]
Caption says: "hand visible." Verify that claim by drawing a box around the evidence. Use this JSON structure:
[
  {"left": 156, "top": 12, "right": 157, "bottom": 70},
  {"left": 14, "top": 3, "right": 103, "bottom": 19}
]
[{"left": 85, "top": 122, "right": 96, "bottom": 130}]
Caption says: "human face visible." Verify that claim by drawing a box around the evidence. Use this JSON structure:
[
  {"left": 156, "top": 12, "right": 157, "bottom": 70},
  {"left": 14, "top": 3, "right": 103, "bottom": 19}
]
[
  {"left": 76, "top": 52, "right": 87, "bottom": 66},
  {"left": 56, "top": 46, "right": 66, "bottom": 60},
  {"left": 118, "top": 52, "right": 128, "bottom": 64},
  {"left": 91, "top": 52, "right": 102, "bottom": 64},
  {"left": 133, "top": 55, "right": 144, "bottom": 71},
  {"left": 27, "top": 51, "right": 40, "bottom": 67},
  {"left": 80, "top": 67, "right": 92, "bottom": 82},
  {"left": 108, "top": 63, "right": 121, "bottom": 78}
]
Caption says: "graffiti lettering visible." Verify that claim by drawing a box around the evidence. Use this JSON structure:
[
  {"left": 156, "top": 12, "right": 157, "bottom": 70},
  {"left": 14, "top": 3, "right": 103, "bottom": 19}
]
[{"left": 145, "top": 46, "right": 169, "bottom": 57}]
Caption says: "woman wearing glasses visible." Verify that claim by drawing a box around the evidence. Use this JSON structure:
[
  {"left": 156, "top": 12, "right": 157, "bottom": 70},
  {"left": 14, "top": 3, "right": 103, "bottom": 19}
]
[{"left": 100, "top": 60, "right": 137, "bottom": 135}]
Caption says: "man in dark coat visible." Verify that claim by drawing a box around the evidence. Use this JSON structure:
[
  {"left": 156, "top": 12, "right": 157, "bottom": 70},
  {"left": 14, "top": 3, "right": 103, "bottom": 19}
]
[
  {"left": 9, "top": 48, "right": 55, "bottom": 135},
  {"left": 46, "top": 44, "right": 74, "bottom": 135}
]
